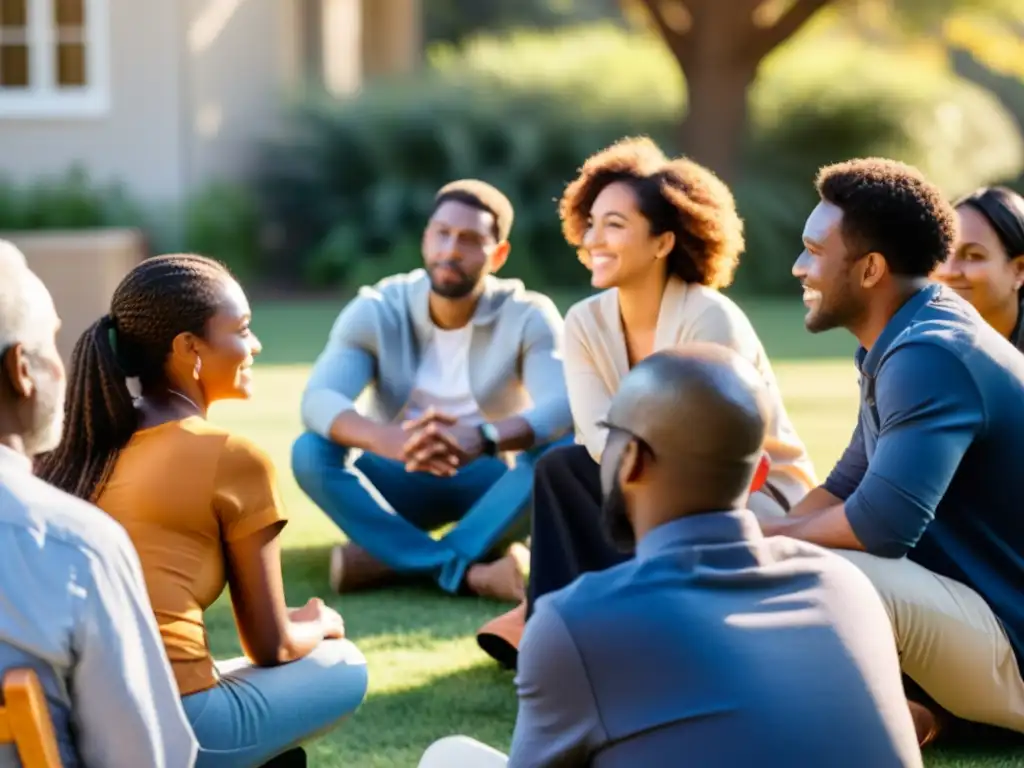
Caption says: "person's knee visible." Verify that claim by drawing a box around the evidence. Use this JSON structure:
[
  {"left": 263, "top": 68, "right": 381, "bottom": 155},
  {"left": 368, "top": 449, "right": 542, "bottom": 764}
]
[
  {"left": 830, "top": 549, "right": 901, "bottom": 614},
  {"left": 292, "top": 432, "right": 349, "bottom": 494},
  {"left": 419, "top": 736, "right": 508, "bottom": 768},
  {"left": 307, "top": 639, "right": 369, "bottom": 721}
]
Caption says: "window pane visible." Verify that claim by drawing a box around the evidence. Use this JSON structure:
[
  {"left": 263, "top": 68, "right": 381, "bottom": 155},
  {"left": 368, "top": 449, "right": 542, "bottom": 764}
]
[
  {"left": 56, "top": 42, "right": 85, "bottom": 85},
  {"left": 0, "top": 43, "right": 28, "bottom": 86},
  {"left": 54, "top": 0, "right": 84, "bottom": 26},
  {"left": 0, "top": 0, "right": 27, "bottom": 27}
]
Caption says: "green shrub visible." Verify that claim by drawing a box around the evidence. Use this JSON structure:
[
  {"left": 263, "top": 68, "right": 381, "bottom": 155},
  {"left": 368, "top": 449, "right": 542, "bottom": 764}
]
[
  {"left": 183, "top": 181, "right": 261, "bottom": 279},
  {"left": 256, "top": 24, "right": 1024, "bottom": 295},
  {"left": 425, "top": 0, "right": 623, "bottom": 46},
  {"left": 0, "top": 165, "right": 145, "bottom": 231}
]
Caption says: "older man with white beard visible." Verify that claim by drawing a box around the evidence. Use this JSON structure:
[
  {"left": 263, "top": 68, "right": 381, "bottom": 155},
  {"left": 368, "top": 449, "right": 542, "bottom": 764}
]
[{"left": 0, "top": 241, "right": 197, "bottom": 768}]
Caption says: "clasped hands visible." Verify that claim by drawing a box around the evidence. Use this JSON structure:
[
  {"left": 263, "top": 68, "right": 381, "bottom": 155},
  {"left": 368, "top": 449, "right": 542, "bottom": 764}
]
[{"left": 378, "top": 407, "right": 484, "bottom": 477}]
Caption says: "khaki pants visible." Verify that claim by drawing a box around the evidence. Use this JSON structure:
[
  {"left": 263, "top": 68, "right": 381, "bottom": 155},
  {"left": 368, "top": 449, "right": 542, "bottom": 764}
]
[{"left": 837, "top": 550, "right": 1024, "bottom": 733}]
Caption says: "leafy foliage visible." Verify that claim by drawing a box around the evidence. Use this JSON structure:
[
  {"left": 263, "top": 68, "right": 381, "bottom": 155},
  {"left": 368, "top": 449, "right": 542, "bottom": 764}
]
[
  {"left": 0, "top": 165, "right": 145, "bottom": 231},
  {"left": 255, "top": 25, "right": 1023, "bottom": 294},
  {"left": 425, "top": 0, "right": 624, "bottom": 45},
  {"left": 183, "top": 181, "right": 262, "bottom": 279}
]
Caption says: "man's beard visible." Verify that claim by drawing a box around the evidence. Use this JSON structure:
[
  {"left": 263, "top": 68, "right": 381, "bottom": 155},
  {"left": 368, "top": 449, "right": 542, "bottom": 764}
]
[
  {"left": 429, "top": 263, "right": 479, "bottom": 299},
  {"left": 805, "top": 279, "right": 862, "bottom": 334},
  {"left": 22, "top": 362, "right": 65, "bottom": 457},
  {"left": 600, "top": 476, "right": 636, "bottom": 553},
  {"left": 806, "top": 302, "right": 847, "bottom": 333}
]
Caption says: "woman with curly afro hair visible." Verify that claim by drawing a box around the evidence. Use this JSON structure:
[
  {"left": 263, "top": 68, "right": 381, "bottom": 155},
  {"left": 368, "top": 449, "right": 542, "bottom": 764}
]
[{"left": 476, "top": 137, "right": 817, "bottom": 668}]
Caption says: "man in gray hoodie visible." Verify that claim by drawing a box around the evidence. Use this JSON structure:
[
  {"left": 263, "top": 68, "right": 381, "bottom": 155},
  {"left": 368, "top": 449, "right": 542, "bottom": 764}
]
[{"left": 293, "top": 180, "right": 574, "bottom": 602}]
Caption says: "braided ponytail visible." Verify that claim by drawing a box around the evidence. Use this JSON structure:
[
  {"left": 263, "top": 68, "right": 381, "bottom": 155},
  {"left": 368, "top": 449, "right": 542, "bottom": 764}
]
[{"left": 37, "top": 254, "right": 230, "bottom": 501}]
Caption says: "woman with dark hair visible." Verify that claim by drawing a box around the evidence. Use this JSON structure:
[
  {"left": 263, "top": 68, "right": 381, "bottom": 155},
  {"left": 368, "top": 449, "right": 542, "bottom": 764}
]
[
  {"left": 933, "top": 186, "right": 1024, "bottom": 348},
  {"left": 36, "top": 254, "right": 367, "bottom": 768},
  {"left": 476, "top": 137, "right": 817, "bottom": 666}
]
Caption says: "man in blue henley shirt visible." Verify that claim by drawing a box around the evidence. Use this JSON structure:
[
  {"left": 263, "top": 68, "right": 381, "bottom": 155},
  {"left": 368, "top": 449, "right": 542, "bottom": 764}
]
[{"left": 759, "top": 158, "right": 1024, "bottom": 745}]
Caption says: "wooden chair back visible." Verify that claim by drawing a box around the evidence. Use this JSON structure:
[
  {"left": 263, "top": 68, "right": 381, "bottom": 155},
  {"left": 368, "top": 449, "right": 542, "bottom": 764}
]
[{"left": 0, "top": 669, "right": 62, "bottom": 767}]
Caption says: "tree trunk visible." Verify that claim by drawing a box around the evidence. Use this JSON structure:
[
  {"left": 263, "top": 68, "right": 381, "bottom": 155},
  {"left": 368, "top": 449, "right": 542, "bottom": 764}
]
[
  {"left": 635, "top": 0, "right": 833, "bottom": 182},
  {"left": 679, "top": 59, "right": 758, "bottom": 183}
]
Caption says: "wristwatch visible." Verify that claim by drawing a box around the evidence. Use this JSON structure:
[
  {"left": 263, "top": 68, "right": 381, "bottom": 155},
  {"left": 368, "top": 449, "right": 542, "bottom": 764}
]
[{"left": 479, "top": 423, "right": 500, "bottom": 457}]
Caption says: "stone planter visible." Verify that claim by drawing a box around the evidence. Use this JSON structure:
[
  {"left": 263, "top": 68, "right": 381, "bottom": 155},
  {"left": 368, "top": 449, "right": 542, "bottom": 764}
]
[{"left": 3, "top": 228, "right": 146, "bottom": 364}]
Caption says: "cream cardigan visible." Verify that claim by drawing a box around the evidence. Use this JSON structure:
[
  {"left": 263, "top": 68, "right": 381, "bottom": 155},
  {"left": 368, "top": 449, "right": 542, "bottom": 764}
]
[{"left": 563, "top": 277, "right": 818, "bottom": 508}]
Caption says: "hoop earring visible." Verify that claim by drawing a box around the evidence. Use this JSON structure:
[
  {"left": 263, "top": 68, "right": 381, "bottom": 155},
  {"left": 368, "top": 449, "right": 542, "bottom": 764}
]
[{"left": 193, "top": 356, "right": 202, "bottom": 381}]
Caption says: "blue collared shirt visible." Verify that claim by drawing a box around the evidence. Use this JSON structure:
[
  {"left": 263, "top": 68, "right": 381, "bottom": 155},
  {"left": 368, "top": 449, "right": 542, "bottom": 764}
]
[
  {"left": 824, "top": 283, "right": 1024, "bottom": 668},
  {"left": 509, "top": 510, "right": 921, "bottom": 767}
]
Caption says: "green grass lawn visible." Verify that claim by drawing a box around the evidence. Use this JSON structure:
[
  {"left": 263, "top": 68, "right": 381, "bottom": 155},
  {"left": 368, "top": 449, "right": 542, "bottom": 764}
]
[{"left": 201, "top": 295, "right": 1024, "bottom": 767}]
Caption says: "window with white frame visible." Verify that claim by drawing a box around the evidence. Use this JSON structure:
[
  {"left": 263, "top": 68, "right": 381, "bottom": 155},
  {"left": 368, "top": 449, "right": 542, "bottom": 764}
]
[{"left": 0, "top": 0, "right": 108, "bottom": 117}]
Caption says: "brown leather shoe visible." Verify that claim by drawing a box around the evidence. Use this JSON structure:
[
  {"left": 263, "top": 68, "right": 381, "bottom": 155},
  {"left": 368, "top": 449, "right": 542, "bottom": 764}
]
[
  {"left": 465, "top": 545, "right": 528, "bottom": 603},
  {"left": 328, "top": 543, "right": 398, "bottom": 593},
  {"left": 908, "top": 699, "right": 946, "bottom": 748},
  {"left": 476, "top": 602, "right": 526, "bottom": 670}
]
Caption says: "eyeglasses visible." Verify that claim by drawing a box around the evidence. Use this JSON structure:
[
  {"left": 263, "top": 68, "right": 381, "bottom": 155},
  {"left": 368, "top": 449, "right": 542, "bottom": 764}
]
[{"left": 596, "top": 419, "right": 656, "bottom": 462}]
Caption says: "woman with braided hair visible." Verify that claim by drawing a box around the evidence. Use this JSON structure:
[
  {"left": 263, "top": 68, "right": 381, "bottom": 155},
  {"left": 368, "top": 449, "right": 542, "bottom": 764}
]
[{"left": 36, "top": 254, "right": 367, "bottom": 768}]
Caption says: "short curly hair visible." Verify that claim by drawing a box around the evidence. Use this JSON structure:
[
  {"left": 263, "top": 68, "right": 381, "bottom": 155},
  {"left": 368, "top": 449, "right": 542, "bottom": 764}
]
[
  {"left": 815, "top": 158, "right": 957, "bottom": 277},
  {"left": 558, "top": 136, "right": 744, "bottom": 289}
]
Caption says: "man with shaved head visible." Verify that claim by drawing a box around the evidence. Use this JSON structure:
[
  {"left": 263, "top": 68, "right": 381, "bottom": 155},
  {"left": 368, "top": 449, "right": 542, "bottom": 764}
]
[
  {"left": 594, "top": 343, "right": 773, "bottom": 551},
  {"left": 0, "top": 241, "right": 196, "bottom": 767},
  {"left": 420, "top": 345, "right": 922, "bottom": 767},
  {"left": 776, "top": 159, "right": 1024, "bottom": 742}
]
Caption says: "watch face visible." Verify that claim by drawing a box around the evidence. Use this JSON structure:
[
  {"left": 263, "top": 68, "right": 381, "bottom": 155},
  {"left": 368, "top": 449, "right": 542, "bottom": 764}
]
[{"left": 480, "top": 423, "right": 499, "bottom": 454}]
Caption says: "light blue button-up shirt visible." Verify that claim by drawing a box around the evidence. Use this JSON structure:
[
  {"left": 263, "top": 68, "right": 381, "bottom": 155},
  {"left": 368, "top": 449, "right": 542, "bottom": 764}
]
[{"left": 0, "top": 444, "right": 197, "bottom": 767}]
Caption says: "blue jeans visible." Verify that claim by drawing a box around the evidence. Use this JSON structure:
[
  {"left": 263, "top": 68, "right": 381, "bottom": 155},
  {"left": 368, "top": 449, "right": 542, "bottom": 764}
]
[
  {"left": 181, "top": 639, "right": 367, "bottom": 768},
  {"left": 292, "top": 432, "right": 573, "bottom": 593}
]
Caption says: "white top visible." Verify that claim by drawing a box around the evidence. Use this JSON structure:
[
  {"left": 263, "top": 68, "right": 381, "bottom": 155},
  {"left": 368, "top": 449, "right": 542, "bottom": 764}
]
[
  {"left": 0, "top": 444, "right": 197, "bottom": 768},
  {"left": 563, "top": 278, "right": 818, "bottom": 507},
  {"left": 403, "top": 324, "right": 484, "bottom": 425}
]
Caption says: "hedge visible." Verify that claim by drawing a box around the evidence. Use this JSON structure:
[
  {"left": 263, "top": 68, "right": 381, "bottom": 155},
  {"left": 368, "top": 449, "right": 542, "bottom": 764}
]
[{"left": 255, "top": 25, "right": 1023, "bottom": 295}]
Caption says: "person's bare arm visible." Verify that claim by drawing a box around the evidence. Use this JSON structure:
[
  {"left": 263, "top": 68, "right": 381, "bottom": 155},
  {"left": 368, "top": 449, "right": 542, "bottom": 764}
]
[
  {"left": 786, "top": 486, "right": 843, "bottom": 517},
  {"left": 335, "top": 407, "right": 458, "bottom": 476},
  {"left": 781, "top": 415, "right": 869, "bottom": 519},
  {"left": 225, "top": 524, "right": 340, "bottom": 666},
  {"left": 486, "top": 416, "right": 535, "bottom": 453},
  {"left": 217, "top": 436, "right": 344, "bottom": 666},
  {"left": 763, "top": 345, "right": 984, "bottom": 558},
  {"left": 757, "top": 504, "right": 866, "bottom": 550}
]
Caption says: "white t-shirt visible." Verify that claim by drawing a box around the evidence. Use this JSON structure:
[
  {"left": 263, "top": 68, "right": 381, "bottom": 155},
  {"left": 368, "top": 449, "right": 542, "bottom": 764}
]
[{"left": 403, "top": 324, "right": 483, "bottom": 425}]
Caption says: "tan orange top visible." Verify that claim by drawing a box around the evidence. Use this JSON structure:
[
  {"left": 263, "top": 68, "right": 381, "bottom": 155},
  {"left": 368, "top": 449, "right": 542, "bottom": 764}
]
[{"left": 94, "top": 417, "right": 287, "bottom": 696}]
